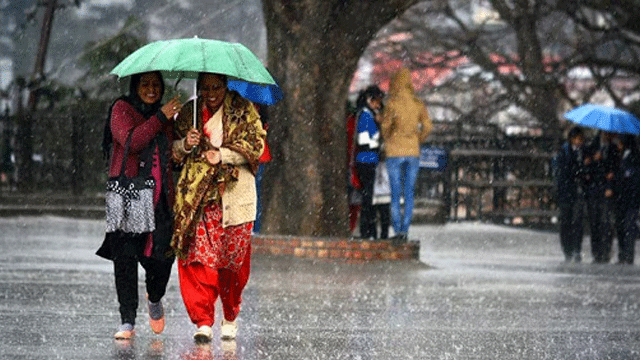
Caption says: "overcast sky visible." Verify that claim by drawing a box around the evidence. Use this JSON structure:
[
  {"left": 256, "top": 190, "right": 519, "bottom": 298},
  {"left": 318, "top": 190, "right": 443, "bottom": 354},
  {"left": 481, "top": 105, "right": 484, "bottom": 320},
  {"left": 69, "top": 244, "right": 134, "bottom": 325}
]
[{"left": 2, "top": 0, "right": 265, "bottom": 85}]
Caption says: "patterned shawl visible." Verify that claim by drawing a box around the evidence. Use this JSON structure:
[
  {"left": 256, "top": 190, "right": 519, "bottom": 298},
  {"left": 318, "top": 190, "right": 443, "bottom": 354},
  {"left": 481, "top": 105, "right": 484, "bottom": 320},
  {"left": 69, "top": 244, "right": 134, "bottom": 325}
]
[{"left": 171, "top": 91, "right": 265, "bottom": 259}]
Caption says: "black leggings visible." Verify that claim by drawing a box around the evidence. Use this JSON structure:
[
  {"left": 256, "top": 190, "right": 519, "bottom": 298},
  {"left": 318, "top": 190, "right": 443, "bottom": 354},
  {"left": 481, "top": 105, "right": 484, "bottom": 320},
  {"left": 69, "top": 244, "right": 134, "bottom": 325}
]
[
  {"left": 114, "top": 255, "right": 174, "bottom": 325},
  {"left": 356, "top": 162, "right": 377, "bottom": 239}
]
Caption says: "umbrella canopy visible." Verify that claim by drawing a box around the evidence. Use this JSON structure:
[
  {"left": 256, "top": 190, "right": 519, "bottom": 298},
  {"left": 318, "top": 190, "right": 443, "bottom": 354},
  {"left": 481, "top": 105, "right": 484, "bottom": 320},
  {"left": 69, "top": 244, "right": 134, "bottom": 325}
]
[
  {"left": 227, "top": 80, "right": 283, "bottom": 105},
  {"left": 564, "top": 104, "right": 640, "bottom": 135},
  {"left": 110, "top": 37, "right": 281, "bottom": 105}
]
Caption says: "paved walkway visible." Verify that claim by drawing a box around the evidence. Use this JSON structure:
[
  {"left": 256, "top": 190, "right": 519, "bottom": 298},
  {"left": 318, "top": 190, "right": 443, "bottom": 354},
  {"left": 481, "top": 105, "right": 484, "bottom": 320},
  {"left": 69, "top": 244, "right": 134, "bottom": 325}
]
[{"left": 1, "top": 216, "right": 640, "bottom": 359}]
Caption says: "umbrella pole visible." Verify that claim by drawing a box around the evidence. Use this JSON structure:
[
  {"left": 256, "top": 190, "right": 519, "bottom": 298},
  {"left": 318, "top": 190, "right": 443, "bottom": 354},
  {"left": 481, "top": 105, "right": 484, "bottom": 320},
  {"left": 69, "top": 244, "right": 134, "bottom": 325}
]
[{"left": 193, "top": 80, "right": 197, "bottom": 128}]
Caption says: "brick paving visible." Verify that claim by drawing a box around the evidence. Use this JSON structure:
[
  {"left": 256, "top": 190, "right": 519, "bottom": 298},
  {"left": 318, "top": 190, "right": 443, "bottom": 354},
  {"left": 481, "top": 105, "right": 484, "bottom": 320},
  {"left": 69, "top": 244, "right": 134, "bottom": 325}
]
[{"left": 252, "top": 234, "right": 419, "bottom": 261}]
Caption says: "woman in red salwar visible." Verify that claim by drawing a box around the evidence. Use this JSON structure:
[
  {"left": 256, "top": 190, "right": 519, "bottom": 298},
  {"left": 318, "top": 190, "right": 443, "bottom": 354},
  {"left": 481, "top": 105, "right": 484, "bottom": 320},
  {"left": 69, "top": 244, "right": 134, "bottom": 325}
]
[{"left": 171, "top": 72, "right": 265, "bottom": 342}]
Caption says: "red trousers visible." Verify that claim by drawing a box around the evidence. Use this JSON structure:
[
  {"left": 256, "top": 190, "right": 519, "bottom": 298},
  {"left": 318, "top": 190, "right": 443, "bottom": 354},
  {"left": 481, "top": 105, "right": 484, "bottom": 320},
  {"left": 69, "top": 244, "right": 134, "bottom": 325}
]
[{"left": 178, "top": 245, "right": 251, "bottom": 327}]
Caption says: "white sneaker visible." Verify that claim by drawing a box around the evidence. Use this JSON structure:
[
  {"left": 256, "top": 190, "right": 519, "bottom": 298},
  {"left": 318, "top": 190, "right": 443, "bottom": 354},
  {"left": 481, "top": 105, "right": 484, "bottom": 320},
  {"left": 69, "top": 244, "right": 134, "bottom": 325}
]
[
  {"left": 220, "top": 319, "right": 237, "bottom": 340},
  {"left": 193, "top": 325, "right": 213, "bottom": 342}
]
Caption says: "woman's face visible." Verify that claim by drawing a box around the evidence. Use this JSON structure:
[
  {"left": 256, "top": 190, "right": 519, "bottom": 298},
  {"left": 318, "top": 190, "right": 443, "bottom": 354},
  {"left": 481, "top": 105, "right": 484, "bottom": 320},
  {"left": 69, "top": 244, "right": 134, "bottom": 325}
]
[
  {"left": 368, "top": 97, "right": 382, "bottom": 111},
  {"left": 199, "top": 74, "right": 227, "bottom": 112},
  {"left": 136, "top": 72, "right": 163, "bottom": 105}
]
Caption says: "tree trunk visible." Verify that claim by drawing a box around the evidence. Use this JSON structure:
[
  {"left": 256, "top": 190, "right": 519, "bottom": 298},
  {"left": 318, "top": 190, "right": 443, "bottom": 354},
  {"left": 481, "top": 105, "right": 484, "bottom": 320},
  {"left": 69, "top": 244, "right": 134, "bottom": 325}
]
[
  {"left": 260, "top": 0, "right": 418, "bottom": 236},
  {"left": 512, "top": 1, "right": 561, "bottom": 143},
  {"left": 18, "top": 0, "right": 57, "bottom": 192},
  {"left": 491, "top": 0, "right": 562, "bottom": 144}
]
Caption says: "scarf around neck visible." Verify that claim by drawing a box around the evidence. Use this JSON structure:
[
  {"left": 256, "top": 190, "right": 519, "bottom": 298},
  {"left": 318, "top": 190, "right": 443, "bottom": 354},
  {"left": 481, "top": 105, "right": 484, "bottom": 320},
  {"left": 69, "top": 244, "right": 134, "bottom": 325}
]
[{"left": 171, "top": 91, "right": 266, "bottom": 259}]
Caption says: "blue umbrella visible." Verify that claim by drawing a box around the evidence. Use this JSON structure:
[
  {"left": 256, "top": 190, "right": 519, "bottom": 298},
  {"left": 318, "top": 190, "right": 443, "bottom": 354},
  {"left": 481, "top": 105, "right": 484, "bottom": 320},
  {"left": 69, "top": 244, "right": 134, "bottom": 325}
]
[
  {"left": 228, "top": 80, "right": 283, "bottom": 105},
  {"left": 564, "top": 103, "right": 640, "bottom": 135}
]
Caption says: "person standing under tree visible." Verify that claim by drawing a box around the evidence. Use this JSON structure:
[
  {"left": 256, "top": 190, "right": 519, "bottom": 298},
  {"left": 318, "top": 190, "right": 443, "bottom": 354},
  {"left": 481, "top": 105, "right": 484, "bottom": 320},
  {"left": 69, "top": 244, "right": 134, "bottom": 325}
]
[
  {"left": 354, "top": 86, "right": 385, "bottom": 239},
  {"left": 372, "top": 158, "right": 391, "bottom": 239},
  {"left": 380, "top": 67, "right": 432, "bottom": 242}
]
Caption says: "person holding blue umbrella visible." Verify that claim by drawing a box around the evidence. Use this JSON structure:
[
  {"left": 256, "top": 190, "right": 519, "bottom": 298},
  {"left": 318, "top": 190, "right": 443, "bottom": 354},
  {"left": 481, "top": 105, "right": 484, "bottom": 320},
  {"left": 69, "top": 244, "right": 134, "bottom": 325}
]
[
  {"left": 563, "top": 104, "right": 640, "bottom": 264},
  {"left": 582, "top": 131, "right": 620, "bottom": 263}
]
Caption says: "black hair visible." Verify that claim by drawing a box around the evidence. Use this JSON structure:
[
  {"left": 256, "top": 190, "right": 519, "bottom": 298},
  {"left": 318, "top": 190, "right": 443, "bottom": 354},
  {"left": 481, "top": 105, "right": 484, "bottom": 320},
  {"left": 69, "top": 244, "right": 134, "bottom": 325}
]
[
  {"left": 196, "top": 73, "right": 228, "bottom": 92},
  {"left": 129, "top": 71, "right": 165, "bottom": 103},
  {"left": 567, "top": 126, "right": 584, "bottom": 141},
  {"left": 102, "top": 71, "right": 165, "bottom": 160},
  {"left": 355, "top": 85, "right": 384, "bottom": 110}
]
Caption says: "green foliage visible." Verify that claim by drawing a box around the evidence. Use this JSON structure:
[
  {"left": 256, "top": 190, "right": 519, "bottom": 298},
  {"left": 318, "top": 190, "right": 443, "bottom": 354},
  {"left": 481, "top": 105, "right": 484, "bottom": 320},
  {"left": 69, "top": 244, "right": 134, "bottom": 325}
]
[{"left": 79, "top": 15, "right": 147, "bottom": 80}]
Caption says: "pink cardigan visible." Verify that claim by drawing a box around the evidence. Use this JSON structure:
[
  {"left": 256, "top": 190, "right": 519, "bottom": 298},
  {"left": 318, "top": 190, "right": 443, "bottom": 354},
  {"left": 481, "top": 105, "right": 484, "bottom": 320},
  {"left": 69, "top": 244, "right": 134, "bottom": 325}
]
[{"left": 108, "top": 100, "right": 173, "bottom": 178}]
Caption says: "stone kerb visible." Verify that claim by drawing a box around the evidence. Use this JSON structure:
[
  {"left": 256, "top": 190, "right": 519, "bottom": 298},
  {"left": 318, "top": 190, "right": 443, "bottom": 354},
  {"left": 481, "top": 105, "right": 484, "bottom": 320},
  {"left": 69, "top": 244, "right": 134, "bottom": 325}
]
[{"left": 252, "top": 234, "right": 419, "bottom": 261}]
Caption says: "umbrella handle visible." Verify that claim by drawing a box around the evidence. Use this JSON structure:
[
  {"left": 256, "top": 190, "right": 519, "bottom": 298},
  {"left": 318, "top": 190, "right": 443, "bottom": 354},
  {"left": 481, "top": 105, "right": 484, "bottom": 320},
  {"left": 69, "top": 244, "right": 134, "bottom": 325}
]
[
  {"left": 174, "top": 73, "right": 183, "bottom": 90},
  {"left": 193, "top": 80, "right": 197, "bottom": 129}
]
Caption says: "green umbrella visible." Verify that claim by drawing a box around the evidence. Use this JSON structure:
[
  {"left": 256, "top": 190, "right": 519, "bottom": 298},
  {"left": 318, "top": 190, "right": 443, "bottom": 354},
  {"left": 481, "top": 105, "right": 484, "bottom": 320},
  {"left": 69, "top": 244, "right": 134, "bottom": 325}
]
[
  {"left": 110, "top": 37, "right": 277, "bottom": 127},
  {"left": 110, "top": 37, "right": 275, "bottom": 84}
]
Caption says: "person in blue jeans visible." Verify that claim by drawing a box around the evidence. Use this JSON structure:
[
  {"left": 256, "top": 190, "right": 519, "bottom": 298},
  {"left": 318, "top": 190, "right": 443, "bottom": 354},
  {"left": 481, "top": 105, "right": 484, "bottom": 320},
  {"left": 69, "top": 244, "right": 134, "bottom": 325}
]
[{"left": 380, "top": 68, "right": 432, "bottom": 242}]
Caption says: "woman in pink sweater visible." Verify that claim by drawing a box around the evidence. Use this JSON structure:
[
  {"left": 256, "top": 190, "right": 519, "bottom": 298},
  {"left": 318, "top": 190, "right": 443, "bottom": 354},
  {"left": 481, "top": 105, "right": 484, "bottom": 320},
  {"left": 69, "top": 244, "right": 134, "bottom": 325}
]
[{"left": 97, "top": 71, "right": 182, "bottom": 340}]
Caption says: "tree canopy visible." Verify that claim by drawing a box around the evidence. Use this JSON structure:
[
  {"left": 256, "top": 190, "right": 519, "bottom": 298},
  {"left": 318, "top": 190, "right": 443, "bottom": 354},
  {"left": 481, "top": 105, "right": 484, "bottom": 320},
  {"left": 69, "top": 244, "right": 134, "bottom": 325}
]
[
  {"left": 259, "top": 0, "right": 640, "bottom": 236},
  {"left": 358, "top": 0, "right": 640, "bottom": 141}
]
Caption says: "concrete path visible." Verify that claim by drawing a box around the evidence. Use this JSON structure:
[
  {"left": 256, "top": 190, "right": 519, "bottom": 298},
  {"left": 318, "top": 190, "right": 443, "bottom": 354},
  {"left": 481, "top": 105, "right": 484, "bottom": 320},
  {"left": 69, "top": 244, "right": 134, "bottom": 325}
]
[{"left": 1, "top": 216, "right": 639, "bottom": 359}]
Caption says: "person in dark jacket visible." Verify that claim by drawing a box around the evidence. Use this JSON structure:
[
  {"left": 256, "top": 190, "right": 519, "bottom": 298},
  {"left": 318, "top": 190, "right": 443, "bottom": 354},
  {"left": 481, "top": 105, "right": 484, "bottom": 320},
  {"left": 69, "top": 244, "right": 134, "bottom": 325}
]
[
  {"left": 554, "top": 126, "right": 586, "bottom": 262},
  {"left": 97, "top": 71, "right": 182, "bottom": 339},
  {"left": 582, "top": 131, "right": 620, "bottom": 263},
  {"left": 354, "top": 85, "right": 384, "bottom": 239},
  {"left": 613, "top": 134, "right": 640, "bottom": 265}
]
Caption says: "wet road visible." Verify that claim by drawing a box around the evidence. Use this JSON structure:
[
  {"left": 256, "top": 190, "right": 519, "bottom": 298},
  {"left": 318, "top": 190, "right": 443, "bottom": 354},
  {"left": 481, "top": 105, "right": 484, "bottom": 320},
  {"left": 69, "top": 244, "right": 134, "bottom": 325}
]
[{"left": 1, "top": 216, "right": 640, "bottom": 359}]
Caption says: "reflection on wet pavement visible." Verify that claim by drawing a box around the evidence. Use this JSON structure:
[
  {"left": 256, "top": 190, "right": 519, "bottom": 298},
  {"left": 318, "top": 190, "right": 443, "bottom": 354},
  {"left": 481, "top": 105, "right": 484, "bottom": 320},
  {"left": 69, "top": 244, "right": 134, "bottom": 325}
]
[{"left": 1, "top": 217, "right": 640, "bottom": 359}]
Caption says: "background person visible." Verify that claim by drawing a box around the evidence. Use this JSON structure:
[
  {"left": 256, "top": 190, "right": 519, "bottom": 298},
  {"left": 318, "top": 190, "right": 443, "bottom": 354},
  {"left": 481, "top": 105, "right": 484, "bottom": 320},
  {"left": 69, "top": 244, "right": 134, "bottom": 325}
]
[
  {"left": 253, "top": 104, "right": 272, "bottom": 234},
  {"left": 613, "top": 134, "right": 640, "bottom": 265},
  {"left": 553, "top": 126, "right": 586, "bottom": 263},
  {"left": 97, "top": 71, "right": 182, "bottom": 339},
  {"left": 372, "top": 159, "right": 391, "bottom": 239},
  {"left": 171, "top": 72, "right": 266, "bottom": 342},
  {"left": 346, "top": 101, "right": 362, "bottom": 234},
  {"left": 583, "top": 131, "right": 619, "bottom": 263},
  {"left": 380, "top": 67, "right": 432, "bottom": 242},
  {"left": 354, "top": 85, "right": 384, "bottom": 239}
]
